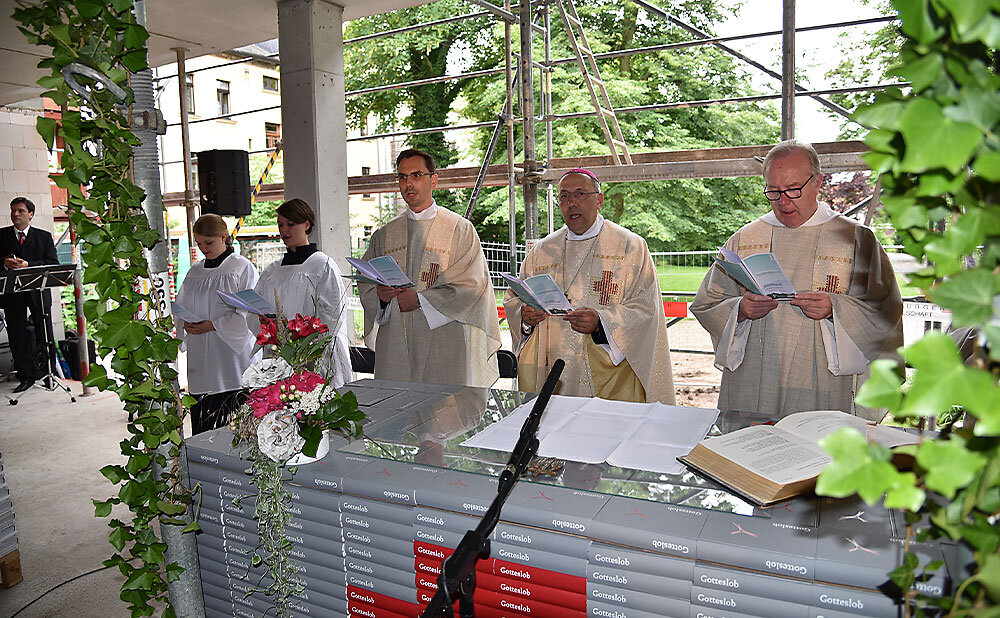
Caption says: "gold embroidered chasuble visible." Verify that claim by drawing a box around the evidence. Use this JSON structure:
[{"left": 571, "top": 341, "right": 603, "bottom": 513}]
[
  {"left": 691, "top": 214, "right": 903, "bottom": 420},
  {"left": 504, "top": 221, "right": 676, "bottom": 403},
  {"left": 360, "top": 207, "right": 501, "bottom": 387}
]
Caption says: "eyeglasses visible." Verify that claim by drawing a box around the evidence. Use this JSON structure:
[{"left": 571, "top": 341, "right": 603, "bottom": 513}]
[
  {"left": 395, "top": 171, "right": 434, "bottom": 182},
  {"left": 763, "top": 174, "right": 814, "bottom": 201},
  {"left": 558, "top": 190, "right": 600, "bottom": 203}
]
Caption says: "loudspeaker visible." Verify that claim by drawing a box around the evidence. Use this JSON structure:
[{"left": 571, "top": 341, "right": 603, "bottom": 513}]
[{"left": 197, "top": 149, "right": 251, "bottom": 217}]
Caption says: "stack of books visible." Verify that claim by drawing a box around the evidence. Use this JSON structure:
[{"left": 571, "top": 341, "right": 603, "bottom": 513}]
[{"left": 0, "top": 449, "right": 21, "bottom": 588}]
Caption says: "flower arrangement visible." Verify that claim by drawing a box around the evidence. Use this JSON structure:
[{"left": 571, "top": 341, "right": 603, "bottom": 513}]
[{"left": 230, "top": 312, "right": 364, "bottom": 617}]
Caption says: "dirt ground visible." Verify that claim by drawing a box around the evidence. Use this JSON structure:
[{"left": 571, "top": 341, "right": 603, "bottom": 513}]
[{"left": 666, "top": 319, "right": 722, "bottom": 408}]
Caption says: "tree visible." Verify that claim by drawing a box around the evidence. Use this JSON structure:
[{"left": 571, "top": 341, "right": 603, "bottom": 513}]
[{"left": 460, "top": 0, "right": 781, "bottom": 248}]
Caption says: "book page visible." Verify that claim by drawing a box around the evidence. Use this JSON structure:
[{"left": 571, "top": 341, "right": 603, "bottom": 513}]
[
  {"left": 715, "top": 247, "right": 763, "bottom": 295},
  {"left": 218, "top": 290, "right": 276, "bottom": 316},
  {"left": 524, "top": 274, "right": 573, "bottom": 314},
  {"left": 500, "top": 272, "right": 546, "bottom": 313},
  {"left": 346, "top": 256, "right": 387, "bottom": 285},
  {"left": 775, "top": 410, "right": 920, "bottom": 449},
  {"left": 741, "top": 253, "right": 796, "bottom": 296},
  {"left": 368, "top": 256, "right": 414, "bottom": 287},
  {"left": 700, "top": 425, "right": 831, "bottom": 485},
  {"left": 170, "top": 301, "right": 203, "bottom": 324}
]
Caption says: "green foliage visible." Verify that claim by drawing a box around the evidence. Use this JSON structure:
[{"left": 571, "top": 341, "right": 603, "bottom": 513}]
[
  {"left": 13, "top": 2, "right": 192, "bottom": 616},
  {"left": 817, "top": 0, "right": 1000, "bottom": 614},
  {"left": 345, "top": 0, "right": 779, "bottom": 247}
]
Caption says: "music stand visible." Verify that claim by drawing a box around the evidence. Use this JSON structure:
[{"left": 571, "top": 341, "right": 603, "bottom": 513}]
[{"left": 0, "top": 264, "right": 77, "bottom": 405}]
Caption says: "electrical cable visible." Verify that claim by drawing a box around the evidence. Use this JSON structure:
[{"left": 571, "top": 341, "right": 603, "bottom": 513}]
[{"left": 10, "top": 564, "right": 115, "bottom": 617}]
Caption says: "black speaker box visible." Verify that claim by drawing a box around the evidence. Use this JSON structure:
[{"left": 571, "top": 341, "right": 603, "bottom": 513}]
[{"left": 197, "top": 149, "right": 251, "bottom": 217}]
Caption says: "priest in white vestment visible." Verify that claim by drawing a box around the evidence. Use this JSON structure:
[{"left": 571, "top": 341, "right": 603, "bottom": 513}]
[
  {"left": 504, "top": 169, "right": 676, "bottom": 403},
  {"left": 255, "top": 199, "right": 353, "bottom": 388},
  {"left": 359, "top": 149, "right": 501, "bottom": 388},
  {"left": 691, "top": 140, "right": 903, "bottom": 420},
  {"left": 177, "top": 215, "right": 261, "bottom": 433}
]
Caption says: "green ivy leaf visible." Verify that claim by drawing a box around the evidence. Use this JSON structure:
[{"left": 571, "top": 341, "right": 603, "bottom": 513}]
[
  {"left": 100, "top": 464, "right": 127, "bottom": 484},
  {"left": 901, "top": 334, "right": 998, "bottom": 418},
  {"left": 181, "top": 521, "right": 201, "bottom": 534},
  {"left": 896, "top": 53, "right": 943, "bottom": 91},
  {"left": 958, "top": 512, "right": 1000, "bottom": 554},
  {"left": 108, "top": 526, "right": 129, "bottom": 551},
  {"left": 856, "top": 359, "right": 904, "bottom": 411},
  {"left": 155, "top": 500, "right": 186, "bottom": 516},
  {"left": 93, "top": 499, "right": 113, "bottom": 517},
  {"left": 120, "top": 49, "right": 148, "bottom": 72},
  {"left": 884, "top": 472, "right": 925, "bottom": 512},
  {"left": 898, "top": 98, "right": 982, "bottom": 174},
  {"left": 974, "top": 150, "right": 1000, "bottom": 181},
  {"left": 121, "top": 568, "right": 155, "bottom": 591},
  {"left": 916, "top": 437, "right": 987, "bottom": 499},
  {"left": 928, "top": 268, "right": 997, "bottom": 327},
  {"left": 936, "top": 0, "right": 990, "bottom": 38},
  {"left": 855, "top": 100, "right": 907, "bottom": 131},
  {"left": 816, "top": 428, "right": 900, "bottom": 504},
  {"left": 896, "top": 0, "right": 945, "bottom": 45},
  {"left": 972, "top": 553, "right": 1000, "bottom": 602}
]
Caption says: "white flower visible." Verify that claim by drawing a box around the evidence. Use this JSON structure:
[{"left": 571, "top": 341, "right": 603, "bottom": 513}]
[
  {"left": 256, "top": 410, "right": 305, "bottom": 463},
  {"left": 242, "top": 357, "right": 293, "bottom": 389}
]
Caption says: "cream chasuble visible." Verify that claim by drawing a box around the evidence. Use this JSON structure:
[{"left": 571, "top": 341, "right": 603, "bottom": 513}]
[
  {"left": 360, "top": 205, "right": 501, "bottom": 388},
  {"left": 505, "top": 219, "right": 675, "bottom": 403},
  {"left": 691, "top": 207, "right": 903, "bottom": 419}
]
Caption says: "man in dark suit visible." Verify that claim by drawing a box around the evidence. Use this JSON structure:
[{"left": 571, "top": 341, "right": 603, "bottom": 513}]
[{"left": 1, "top": 197, "right": 59, "bottom": 392}]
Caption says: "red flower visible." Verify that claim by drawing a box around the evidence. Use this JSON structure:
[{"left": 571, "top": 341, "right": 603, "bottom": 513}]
[
  {"left": 287, "top": 371, "right": 325, "bottom": 394},
  {"left": 288, "top": 314, "right": 328, "bottom": 340},
  {"left": 247, "top": 383, "right": 284, "bottom": 418},
  {"left": 256, "top": 318, "right": 278, "bottom": 346}
]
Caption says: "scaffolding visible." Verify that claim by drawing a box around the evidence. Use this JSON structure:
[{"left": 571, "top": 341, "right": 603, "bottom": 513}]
[{"left": 159, "top": 0, "right": 902, "bottom": 261}]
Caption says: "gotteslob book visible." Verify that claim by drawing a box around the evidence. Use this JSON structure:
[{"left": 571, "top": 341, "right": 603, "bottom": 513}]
[
  {"left": 500, "top": 273, "right": 573, "bottom": 315},
  {"left": 217, "top": 289, "right": 276, "bottom": 316},
  {"left": 345, "top": 256, "right": 413, "bottom": 287},
  {"left": 715, "top": 246, "right": 796, "bottom": 299},
  {"left": 678, "top": 410, "right": 919, "bottom": 506}
]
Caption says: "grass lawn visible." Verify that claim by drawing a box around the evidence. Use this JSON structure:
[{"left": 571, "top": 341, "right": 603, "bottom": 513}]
[{"left": 655, "top": 264, "right": 921, "bottom": 298}]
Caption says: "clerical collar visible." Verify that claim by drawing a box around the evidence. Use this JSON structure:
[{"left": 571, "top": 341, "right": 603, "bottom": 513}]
[
  {"left": 407, "top": 201, "right": 438, "bottom": 220},
  {"left": 281, "top": 243, "right": 318, "bottom": 266},
  {"left": 203, "top": 247, "right": 234, "bottom": 269},
  {"left": 761, "top": 202, "right": 839, "bottom": 228},
  {"left": 566, "top": 215, "right": 604, "bottom": 240}
]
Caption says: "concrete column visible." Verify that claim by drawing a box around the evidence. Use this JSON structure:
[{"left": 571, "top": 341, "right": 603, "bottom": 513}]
[{"left": 277, "top": 0, "right": 350, "bottom": 265}]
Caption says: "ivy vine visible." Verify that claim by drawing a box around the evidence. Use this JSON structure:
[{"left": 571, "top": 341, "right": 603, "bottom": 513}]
[
  {"left": 816, "top": 0, "right": 1000, "bottom": 615},
  {"left": 14, "top": 1, "right": 194, "bottom": 616}
]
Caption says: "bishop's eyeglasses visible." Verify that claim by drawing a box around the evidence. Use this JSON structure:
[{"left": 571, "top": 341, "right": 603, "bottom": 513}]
[
  {"left": 763, "top": 174, "right": 814, "bottom": 201},
  {"left": 558, "top": 189, "right": 600, "bottom": 203}
]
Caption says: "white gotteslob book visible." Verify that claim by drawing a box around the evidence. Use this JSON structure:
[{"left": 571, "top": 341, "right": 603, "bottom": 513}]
[
  {"left": 500, "top": 273, "right": 574, "bottom": 315},
  {"left": 345, "top": 256, "right": 414, "bottom": 288},
  {"left": 715, "top": 246, "right": 796, "bottom": 298}
]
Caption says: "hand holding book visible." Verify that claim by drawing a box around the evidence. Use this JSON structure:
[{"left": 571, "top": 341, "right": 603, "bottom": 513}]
[{"left": 716, "top": 247, "right": 796, "bottom": 299}]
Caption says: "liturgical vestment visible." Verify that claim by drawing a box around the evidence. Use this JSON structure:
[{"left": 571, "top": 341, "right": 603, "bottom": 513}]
[
  {"left": 691, "top": 205, "right": 903, "bottom": 420},
  {"left": 360, "top": 204, "right": 501, "bottom": 388},
  {"left": 505, "top": 217, "right": 676, "bottom": 403}
]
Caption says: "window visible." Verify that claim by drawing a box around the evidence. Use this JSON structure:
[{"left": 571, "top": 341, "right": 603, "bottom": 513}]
[
  {"left": 263, "top": 75, "right": 279, "bottom": 92},
  {"left": 361, "top": 166, "right": 372, "bottom": 199},
  {"left": 265, "top": 122, "right": 281, "bottom": 149},
  {"left": 184, "top": 74, "right": 195, "bottom": 115},
  {"left": 360, "top": 115, "right": 368, "bottom": 137},
  {"left": 217, "top": 80, "right": 230, "bottom": 116}
]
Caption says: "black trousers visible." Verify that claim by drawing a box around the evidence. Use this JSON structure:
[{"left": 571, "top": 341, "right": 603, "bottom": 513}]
[
  {"left": 190, "top": 389, "right": 244, "bottom": 435},
  {"left": 3, "top": 290, "right": 51, "bottom": 382}
]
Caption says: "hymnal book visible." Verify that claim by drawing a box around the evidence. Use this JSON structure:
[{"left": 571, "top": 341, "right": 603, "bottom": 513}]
[
  {"left": 500, "top": 272, "right": 574, "bottom": 315},
  {"left": 170, "top": 300, "right": 204, "bottom": 323},
  {"left": 715, "top": 246, "right": 796, "bottom": 299},
  {"left": 679, "top": 410, "right": 919, "bottom": 506},
  {"left": 217, "top": 289, "right": 276, "bottom": 316},
  {"left": 345, "top": 256, "right": 414, "bottom": 287}
]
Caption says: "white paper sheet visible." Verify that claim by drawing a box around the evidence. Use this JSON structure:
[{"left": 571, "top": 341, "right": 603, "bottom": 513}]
[{"left": 460, "top": 395, "right": 720, "bottom": 476}]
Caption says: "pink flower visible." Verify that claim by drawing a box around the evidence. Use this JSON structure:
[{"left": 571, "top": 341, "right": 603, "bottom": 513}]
[
  {"left": 287, "top": 371, "right": 325, "bottom": 394},
  {"left": 288, "top": 314, "right": 328, "bottom": 340},
  {"left": 256, "top": 318, "right": 278, "bottom": 346},
  {"left": 247, "top": 383, "right": 284, "bottom": 418}
]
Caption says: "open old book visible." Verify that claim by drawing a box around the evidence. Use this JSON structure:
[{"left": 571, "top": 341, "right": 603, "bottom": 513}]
[
  {"left": 345, "top": 256, "right": 414, "bottom": 288},
  {"left": 678, "top": 410, "right": 920, "bottom": 506},
  {"left": 500, "top": 273, "right": 574, "bottom": 315},
  {"left": 715, "top": 246, "right": 796, "bottom": 299}
]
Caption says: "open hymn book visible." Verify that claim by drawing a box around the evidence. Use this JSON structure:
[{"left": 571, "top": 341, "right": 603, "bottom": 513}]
[
  {"left": 345, "top": 256, "right": 414, "bottom": 288},
  {"left": 715, "top": 246, "right": 796, "bottom": 299},
  {"left": 678, "top": 410, "right": 920, "bottom": 506},
  {"left": 500, "top": 273, "right": 574, "bottom": 315}
]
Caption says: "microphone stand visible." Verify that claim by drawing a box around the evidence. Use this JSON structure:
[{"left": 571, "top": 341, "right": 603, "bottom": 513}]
[{"left": 421, "top": 359, "right": 565, "bottom": 618}]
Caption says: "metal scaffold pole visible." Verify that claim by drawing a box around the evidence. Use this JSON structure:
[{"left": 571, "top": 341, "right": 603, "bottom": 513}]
[
  {"left": 506, "top": 0, "right": 518, "bottom": 276},
  {"left": 781, "top": 0, "right": 795, "bottom": 140},
  {"left": 520, "top": 0, "right": 539, "bottom": 242}
]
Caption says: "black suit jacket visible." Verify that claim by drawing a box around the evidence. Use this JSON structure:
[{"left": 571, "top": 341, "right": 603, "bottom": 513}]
[{"left": 0, "top": 225, "right": 60, "bottom": 308}]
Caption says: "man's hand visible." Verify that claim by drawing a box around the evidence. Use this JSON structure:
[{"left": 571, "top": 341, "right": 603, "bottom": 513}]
[
  {"left": 738, "top": 292, "right": 779, "bottom": 322},
  {"left": 4, "top": 256, "right": 27, "bottom": 269},
  {"left": 376, "top": 284, "right": 402, "bottom": 303},
  {"left": 563, "top": 307, "right": 600, "bottom": 334},
  {"left": 791, "top": 292, "right": 833, "bottom": 320},
  {"left": 183, "top": 320, "right": 215, "bottom": 335},
  {"left": 520, "top": 305, "right": 547, "bottom": 327},
  {"left": 397, "top": 287, "right": 420, "bottom": 312}
]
